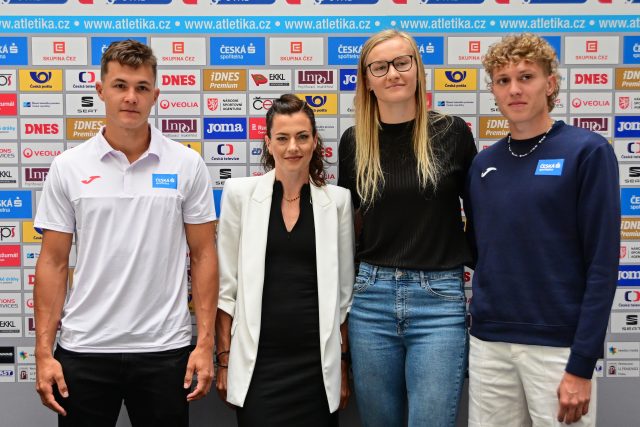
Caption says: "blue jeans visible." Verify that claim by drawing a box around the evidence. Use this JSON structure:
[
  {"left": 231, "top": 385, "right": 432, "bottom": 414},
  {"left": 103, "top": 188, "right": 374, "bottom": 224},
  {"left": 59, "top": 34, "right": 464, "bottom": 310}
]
[{"left": 349, "top": 262, "right": 468, "bottom": 427}]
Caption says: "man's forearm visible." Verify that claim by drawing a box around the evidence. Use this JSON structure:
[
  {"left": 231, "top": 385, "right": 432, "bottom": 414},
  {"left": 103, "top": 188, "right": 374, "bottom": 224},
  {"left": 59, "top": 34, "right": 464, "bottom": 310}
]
[
  {"left": 190, "top": 250, "right": 219, "bottom": 350},
  {"left": 34, "top": 260, "right": 68, "bottom": 359}
]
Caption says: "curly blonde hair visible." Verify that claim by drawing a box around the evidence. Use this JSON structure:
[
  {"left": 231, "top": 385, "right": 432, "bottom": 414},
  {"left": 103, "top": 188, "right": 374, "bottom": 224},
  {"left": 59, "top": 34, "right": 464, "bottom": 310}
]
[{"left": 482, "top": 33, "right": 560, "bottom": 112}]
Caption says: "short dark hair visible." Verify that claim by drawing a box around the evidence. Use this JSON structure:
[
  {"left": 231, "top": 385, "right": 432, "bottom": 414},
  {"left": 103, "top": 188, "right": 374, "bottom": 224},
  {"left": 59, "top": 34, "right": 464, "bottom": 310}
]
[
  {"left": 100, "top": 39, "right": 157, "bottom": 81},
  {"left": 262, "top": 94, "right": 326, "bottom": 186}
]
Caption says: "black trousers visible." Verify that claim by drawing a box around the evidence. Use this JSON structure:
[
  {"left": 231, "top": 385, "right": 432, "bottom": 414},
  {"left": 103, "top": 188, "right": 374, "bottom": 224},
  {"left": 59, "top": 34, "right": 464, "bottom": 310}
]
[{"left": 53, "top": 345, "right": 191, "bottom": 427}]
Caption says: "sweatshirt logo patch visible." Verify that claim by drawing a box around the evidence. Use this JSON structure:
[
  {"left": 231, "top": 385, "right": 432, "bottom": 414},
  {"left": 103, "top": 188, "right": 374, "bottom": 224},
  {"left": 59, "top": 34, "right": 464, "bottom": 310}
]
[{"left": 535, "top": 159, "right": 564, "bottom": 176}]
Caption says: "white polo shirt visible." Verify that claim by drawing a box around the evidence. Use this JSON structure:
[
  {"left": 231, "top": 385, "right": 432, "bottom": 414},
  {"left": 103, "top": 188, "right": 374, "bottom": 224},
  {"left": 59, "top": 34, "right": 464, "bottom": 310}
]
[{"left": 35, "top": 125, "right": 215, "bottom": 352}]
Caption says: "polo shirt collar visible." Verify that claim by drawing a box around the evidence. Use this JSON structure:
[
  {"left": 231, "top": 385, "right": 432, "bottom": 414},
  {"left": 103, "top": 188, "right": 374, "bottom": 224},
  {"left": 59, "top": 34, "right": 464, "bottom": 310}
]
[{"left": 94, "top": 125, "right": 162, "bottom": 160}]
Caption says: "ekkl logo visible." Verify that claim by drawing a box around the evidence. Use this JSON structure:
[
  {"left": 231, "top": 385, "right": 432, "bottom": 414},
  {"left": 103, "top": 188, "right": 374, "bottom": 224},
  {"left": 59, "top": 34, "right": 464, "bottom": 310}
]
[
  {"left": 81, "top": 176, "right": 100, "bottom": 184},
  {"left": 251, "top": 74, "right": 268, "bottom": 86},
  {"left": 172, "top": 42, "right": 185, "bottom": 54},
  {"left": 586, "top": 40, "right": 598, "bottom": 53},
  {"left": 469, "top": 41, "right": 481, "bottom": 53},
  {"left": 52, "top": 41, "right": 65, "bottom": 54},
  {"left": 290, "top": 42, "right": 303, "bottom": 54}
]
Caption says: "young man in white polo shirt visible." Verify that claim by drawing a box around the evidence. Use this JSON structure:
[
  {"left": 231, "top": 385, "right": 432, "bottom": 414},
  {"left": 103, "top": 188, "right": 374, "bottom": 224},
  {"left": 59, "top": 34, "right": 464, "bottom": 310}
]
[{"left": 33, "top": 40, "right": 218, "bottom": 427}]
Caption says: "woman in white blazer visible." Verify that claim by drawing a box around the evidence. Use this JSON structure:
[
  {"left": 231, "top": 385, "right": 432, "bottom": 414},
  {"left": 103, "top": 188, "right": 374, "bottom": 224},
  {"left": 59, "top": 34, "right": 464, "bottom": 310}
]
[{"left": 215, "top": 94, "right": 355, "bottom": 427}]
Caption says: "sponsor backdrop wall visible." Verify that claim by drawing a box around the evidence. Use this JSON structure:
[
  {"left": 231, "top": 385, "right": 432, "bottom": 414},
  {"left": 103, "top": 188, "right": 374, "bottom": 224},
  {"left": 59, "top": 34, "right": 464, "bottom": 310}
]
[{"left": 1, "top": 2, "right": 639, "bottom": 426}]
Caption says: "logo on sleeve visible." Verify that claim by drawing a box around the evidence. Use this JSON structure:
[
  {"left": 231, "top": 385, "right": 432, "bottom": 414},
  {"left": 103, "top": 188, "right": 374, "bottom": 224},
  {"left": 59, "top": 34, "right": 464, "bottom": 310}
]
[
  {"left": 152, "top": 174, "right": 178, "bottom": 189},
  {"left": 535, "top": 159, "right": 564, "bottom": 176},
  {"left": 480, "top": 167, "right": 496, "bottom": 178}
]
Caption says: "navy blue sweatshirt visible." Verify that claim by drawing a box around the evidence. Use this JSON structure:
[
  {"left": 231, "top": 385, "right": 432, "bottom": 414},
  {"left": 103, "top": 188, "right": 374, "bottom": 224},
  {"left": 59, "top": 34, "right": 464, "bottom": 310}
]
[{"left": 464, "top": 121, "right": 620, "bottom": 379}]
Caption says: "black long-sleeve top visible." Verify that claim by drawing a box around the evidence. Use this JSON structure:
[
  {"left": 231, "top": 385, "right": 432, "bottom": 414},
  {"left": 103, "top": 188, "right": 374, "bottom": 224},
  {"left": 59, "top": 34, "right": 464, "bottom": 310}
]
[{"left": 338, "top": 113, "right": 477, "bottom": 270}]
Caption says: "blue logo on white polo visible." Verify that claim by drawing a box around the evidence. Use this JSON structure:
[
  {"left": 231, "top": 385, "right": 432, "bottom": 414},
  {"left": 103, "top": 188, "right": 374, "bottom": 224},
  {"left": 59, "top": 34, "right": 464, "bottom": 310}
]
[
  {"left": 0, "top": 191, "right": 32, "bottom": 219},
  {"left": 91, "top": 37, "right": 147, "bottom": 66},
  {"left": 415, "top": 37, "right": 444, "bottom": 65},
  {"left": 622, "top": 188, "right": 640, "bottom": 216},
  {"left": 204, "top": 118, "right": 247, "bottom": 140},
  {"left": 535, "top": 159, "right": 564, "bottom": 176},
  {"left": 615, "top": 116, "right": 640, "bottom": 138},
  {"left": 0, "top": 38, "right": 28, "bottom": 66},
  {"left": 210, "top": 37, "right": 265, "bottom": 66},
  {"left": 328, "top": 37, "right": 367, "bottom": 66},
  {"left": 619, "top": 265, "right": 640, "bottom": 286},
  {"left": 152, "top": 174, "right": 178, "bottom": 189},
  {"left": 624, "top": 36, "right": 640, "bottom": 64},
  {"left": 340, "top": 69, "right": 357, "bottom": 91}
]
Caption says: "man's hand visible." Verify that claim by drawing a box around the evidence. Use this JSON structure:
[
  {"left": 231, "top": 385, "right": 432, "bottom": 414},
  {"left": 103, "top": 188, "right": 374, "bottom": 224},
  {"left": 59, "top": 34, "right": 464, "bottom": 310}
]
[
  {"left": 184, "top": 345, "right": 214, "bottom": 401},
  {"left": 36, "top": 355, "right": 68, "bottom": 416},
  {"left": 557, "top": 372, "right": 592, "bottom": 424}
]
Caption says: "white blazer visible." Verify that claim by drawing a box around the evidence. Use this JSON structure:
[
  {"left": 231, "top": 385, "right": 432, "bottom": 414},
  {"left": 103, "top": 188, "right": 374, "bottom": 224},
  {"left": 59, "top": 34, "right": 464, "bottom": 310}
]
[{"left": 217, "top": 170, "right": 355, "bottom": 412}]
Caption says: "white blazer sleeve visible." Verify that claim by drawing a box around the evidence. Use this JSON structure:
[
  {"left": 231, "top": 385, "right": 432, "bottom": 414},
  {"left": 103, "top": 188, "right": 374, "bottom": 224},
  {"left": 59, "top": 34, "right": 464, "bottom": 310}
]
[
  {"left": 338, "top": 190, "right": 355, "bottom": 323},
  {"left": 217, "top": 179, "right": 242, "bottom": 317}
]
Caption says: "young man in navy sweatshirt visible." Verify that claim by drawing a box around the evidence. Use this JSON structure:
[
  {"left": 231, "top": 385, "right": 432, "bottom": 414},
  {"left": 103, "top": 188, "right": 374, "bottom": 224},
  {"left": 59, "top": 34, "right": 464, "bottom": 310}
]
[{"left": 465, "top": 33, "right": 620, "bottom": 426}]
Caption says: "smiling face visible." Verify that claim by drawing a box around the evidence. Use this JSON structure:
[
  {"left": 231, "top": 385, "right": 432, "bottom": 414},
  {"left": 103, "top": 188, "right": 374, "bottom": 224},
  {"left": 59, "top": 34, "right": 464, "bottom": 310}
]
[
  {"left": 96, "top": 61, "right": 159, "bottom": 132},
  {"left": 364, "top": 36, "right": 418, "bottom": 110},
  {"left": 490, "top": 60, "right": 556, "bottom": 134},
  {"left": 265, "top": 111, "right": 317, "bottom": 179}
]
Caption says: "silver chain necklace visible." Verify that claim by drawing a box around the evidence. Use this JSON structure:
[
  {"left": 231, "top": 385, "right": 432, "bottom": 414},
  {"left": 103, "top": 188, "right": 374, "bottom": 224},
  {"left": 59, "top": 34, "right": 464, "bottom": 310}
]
[{"left": 507, "top": 121, "right": 555, "bottom": 158}]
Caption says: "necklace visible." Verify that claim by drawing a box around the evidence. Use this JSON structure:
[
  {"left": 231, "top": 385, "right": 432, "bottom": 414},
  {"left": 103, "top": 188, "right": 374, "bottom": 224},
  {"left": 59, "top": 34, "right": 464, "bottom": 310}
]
[
  {"left": 284, "top": 194, "right": 300, "bottom": 203},
  {"left": 507, "top": 121, "right": 555, "bottom": 158}
]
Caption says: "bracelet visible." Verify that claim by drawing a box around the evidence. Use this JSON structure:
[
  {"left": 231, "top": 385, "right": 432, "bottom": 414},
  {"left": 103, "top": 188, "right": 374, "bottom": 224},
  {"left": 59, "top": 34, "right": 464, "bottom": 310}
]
[
  {"left": 215, "top": 350, "right": 230, "bottom": 368},
  {"left": 216, "top": 350, "right": 230, "bottom": 358}
]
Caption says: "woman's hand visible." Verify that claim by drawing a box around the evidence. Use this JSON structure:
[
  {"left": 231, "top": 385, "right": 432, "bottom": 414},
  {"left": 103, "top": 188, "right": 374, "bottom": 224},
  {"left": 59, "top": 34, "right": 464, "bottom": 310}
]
[
  {"left": 340, "top": 360, "right": 351, "bottom": 410},
  {"left": 215, "top": 362, "right": 228, "bottom": 403}
]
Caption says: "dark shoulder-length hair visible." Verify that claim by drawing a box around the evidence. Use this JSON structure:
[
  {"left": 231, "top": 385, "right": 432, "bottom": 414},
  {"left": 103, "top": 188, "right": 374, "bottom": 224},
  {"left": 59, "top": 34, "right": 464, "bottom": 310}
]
[{"left": 261, "top": 93, "right": 326, "bottom": 187}]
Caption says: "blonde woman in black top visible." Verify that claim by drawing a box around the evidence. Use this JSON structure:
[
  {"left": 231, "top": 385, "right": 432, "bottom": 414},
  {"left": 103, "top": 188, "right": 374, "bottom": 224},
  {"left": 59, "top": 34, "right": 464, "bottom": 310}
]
[{"left": 338, "top": 30, "right": 476, "bottom": 427}]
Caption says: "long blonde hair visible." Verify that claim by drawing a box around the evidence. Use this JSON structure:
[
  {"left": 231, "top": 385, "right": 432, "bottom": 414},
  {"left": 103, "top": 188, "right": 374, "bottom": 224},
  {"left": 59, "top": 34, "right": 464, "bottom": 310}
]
[{"left": 354, "top": 30, "right": 443, "bottom": 205}]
